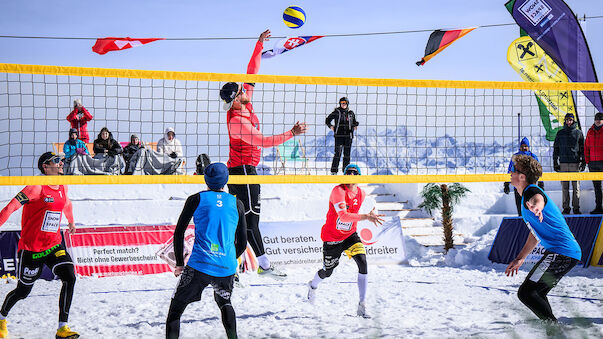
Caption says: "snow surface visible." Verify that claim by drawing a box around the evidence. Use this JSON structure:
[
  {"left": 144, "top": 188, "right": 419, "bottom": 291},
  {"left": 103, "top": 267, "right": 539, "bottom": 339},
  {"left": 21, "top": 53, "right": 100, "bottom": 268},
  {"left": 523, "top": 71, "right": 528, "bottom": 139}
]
[{"left": 0, "top": 182, "right": 602, "bottom": 338}]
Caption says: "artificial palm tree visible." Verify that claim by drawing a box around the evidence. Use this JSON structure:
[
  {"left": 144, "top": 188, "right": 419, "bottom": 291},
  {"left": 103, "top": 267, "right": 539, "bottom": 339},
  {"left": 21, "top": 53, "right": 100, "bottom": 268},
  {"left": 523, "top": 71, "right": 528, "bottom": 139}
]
[{"left": 418, "top": 183, "right": 470, "bottom": 253}]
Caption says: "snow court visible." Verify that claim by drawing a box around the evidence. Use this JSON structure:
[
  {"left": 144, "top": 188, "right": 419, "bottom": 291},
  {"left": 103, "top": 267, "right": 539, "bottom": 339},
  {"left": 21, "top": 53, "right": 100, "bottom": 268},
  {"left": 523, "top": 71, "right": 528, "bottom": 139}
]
[{"left": 0, "top": 264, "right": 601, "bottom": 338}]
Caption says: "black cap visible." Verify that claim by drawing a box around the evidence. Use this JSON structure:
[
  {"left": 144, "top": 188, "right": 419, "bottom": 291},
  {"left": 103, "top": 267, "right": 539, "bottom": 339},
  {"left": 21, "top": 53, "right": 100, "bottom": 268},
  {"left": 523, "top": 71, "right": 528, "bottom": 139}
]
[
  {"left": 69, "top": 128, "right": 78, "bottom": 135},
  {"left": 564, "top": 113, "right": 575, "bottom": 120},
  {"left": 38, "top": 151, "right": 58, "bottom": 173},
  {"left": 595, "top": 112, "right": 603, "bottom": 120},
  {"left": 339, "top": 97, "right": 349, "bottom": 105},
  {"left": 220, "top": 82, "right": 239, "bottom": 110}
]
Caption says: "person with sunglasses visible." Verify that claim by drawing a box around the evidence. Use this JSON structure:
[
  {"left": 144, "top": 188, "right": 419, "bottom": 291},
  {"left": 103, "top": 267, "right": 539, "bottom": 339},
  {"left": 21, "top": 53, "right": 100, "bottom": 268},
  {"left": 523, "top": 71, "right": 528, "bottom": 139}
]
[
  {"left": 0, "top": 152, "right": 80, "bottom": 339},
  {"left": 505, "top": 154, "right": 581, "bottom": 323},
  {"left": 219, "top": 29, "right": 307, "bottom": 280},
  {"left": 306, "top": 164, "right": 384, "bottom": 318},
  {"left": 553, "top": 113, "right": 585, "bottom": 214}
]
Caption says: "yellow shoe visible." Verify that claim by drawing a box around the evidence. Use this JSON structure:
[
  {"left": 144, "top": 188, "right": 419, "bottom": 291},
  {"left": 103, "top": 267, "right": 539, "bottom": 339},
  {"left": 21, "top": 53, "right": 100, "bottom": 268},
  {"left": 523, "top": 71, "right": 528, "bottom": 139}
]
[
  {"left": 55, "top": 325, "right": 79, "bottom": 339},
  {"left": 0, "top": 319, "right": 8, "bottom": 339}
]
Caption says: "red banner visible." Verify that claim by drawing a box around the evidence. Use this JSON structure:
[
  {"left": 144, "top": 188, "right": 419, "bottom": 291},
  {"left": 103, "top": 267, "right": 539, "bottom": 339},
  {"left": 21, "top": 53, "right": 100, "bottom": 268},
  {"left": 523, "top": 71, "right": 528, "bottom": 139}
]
[
  {"left": 64, "top": 225, "right": 188, "bottom": 277},
  {"left": 92, "top": 37, "right": 163, "bottom": 55}
]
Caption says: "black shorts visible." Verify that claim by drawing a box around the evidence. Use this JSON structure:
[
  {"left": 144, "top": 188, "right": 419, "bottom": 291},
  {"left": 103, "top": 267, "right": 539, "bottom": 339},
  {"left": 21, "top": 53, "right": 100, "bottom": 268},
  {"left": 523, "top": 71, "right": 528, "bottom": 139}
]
[
  {"left": 228, "top": 165, "right": 260, "bottom": 214},
  {"left": 172, "top": 266, "right": 235, "bottom": 304},
  {"left": 322, "top": 233, "right": 366, "bottom": 271},
  {"left": 525, "top": 250, "right": 578, "bottom": 289},
  {"left": 17, "top": 243, "right": 73, "bottom": 285}
]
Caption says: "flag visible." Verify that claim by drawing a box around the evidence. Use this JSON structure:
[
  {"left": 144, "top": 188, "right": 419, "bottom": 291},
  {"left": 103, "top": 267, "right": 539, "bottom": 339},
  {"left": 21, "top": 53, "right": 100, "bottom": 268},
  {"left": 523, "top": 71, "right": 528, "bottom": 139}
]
[
  {"left": 506, "top": 0, "right": 603, "bottom": 115},
  {"left": 416, "top": 28, "right": 476, "bottom": 66},
  {"left": 261, "top": 36, "right": 323, "bottom": 59},
  {"left": 92, "top": 37, "right": 163, "bottom": 55},
  {"left": 507, "top": 36, "right": 576, "bottom": 140}
]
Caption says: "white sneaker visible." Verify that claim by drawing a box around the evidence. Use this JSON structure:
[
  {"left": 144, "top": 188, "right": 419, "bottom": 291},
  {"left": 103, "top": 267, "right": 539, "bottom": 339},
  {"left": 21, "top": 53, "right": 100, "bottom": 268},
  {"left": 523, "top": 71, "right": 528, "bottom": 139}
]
[
  {"left": 257, "top": 265, "right": 287, "bottom": 280},
  {"left": 357, "top": 302, "right": 370, "bottom": 318},
  {"left": 307, "top": 281, "right": 317, "bottom": 303}
]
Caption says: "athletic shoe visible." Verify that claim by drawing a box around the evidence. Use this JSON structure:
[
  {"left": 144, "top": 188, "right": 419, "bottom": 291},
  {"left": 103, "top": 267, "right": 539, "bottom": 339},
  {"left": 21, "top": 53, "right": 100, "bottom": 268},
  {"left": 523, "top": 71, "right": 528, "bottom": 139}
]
[
  {"left": 55, "top": 325, "right": 80, "bottom": 339},
  {"left": 0, "top": 319, "right": 8, "bottom": 339},
  {"left": 562, "top": 208, "right": 571, "bottom": 214},
  {"left": 590, "top": 207, "right": 603, "bottom": 215},
  {"left": 573, "top": 208, "right": 582, "bottom": 215},
  {"left": 257, "top": 265, "right": 287, "bottom": 280},
  {"left": 233, "top": 272, "right": 246, "bottom": 288},
  {"left": 357, "top": 301, "right": 370, "bottom": 318},
  {"left": 307, "top": 281, "right": 317, "bottom": 303}
]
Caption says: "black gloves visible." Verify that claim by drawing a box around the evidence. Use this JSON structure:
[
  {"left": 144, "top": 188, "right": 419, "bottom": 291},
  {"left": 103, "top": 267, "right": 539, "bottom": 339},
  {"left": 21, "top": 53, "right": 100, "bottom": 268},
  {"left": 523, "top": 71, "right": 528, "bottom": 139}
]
[
  {"left": 580, "top": 161, "right": 586, "bottom": 172},
  {"left": 538, "top": 181, "right": 545, "bottom": 189},
  {"left": 553, "top": 162, "right": 560, "bottom": 172},
  {"left": 169, "top": 152, "right": 178, "bottom": 159},
  {"left": 503, "top": 182, "right": 510, "bottom": 195}
]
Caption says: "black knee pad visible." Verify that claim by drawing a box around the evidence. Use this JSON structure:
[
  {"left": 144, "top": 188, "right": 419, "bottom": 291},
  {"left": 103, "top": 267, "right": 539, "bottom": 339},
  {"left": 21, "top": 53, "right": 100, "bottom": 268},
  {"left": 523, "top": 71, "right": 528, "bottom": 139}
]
[{"left": 353, "top": 254, "right": 368, "bottom": 275}]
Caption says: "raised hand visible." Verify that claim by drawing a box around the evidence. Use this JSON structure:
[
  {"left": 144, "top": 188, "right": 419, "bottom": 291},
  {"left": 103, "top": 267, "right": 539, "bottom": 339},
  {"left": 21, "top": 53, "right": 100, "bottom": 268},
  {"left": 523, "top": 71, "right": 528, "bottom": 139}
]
[
  {"left": 366, "top": 208, "right": 385, "bottom": 226},
  {"left": 259, "top": 29, "right": 271, "bottom": 43},
  {"left": 291, "top": 121, "right": 308, "bottom": 136}
]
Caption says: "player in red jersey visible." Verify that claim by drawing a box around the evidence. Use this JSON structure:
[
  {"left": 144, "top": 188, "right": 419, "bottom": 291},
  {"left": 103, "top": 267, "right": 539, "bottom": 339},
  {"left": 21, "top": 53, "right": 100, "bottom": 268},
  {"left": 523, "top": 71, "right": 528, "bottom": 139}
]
[
  {"left": 0, "top": 152, "right": 80, "bottom": 339},
  {"left": 306, "top": 164, "right": 384, "bottom": 318},
  {"left": 219, "top": 29, "right": 307, "bottom": 279}
]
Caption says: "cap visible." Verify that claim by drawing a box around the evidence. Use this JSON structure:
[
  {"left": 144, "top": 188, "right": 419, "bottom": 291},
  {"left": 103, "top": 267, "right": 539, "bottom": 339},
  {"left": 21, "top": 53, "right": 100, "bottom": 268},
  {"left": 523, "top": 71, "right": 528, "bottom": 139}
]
[
  {"left": 339, "top": 97, "right": 349, "bottom": 105},
  {"left": 204, "top": 162, "right": 229, "bottom": 190},
  {"left": 74, "top": 98, "right": 82, "bottom": 107},
  {"left": 220, "top": 82, "right": 239, "bottom": 111},
  {"left": 69, "top": 128, "right": 79, "bottom": 136},
  {"left": 564, "top": 113, "right": 575, "bottom": 120},
  {"left": 38, "top": 151, "right": 59, "bottom": 173},
  {"left": 344, "top": 163, "right": 361, "bottom": 175},
  {"left": 595, "top": 112, "right": 603, "bottom": 120}
]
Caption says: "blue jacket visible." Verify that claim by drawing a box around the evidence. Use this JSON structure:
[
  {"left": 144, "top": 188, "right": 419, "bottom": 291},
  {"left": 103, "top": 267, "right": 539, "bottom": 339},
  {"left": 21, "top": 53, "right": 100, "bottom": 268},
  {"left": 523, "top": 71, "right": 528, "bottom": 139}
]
[
  {"left": 63, "top": 139, "right": 89, "bottom": 159},
  {"left": 507, "top": 138, "right": 539, "bottom": 173}
]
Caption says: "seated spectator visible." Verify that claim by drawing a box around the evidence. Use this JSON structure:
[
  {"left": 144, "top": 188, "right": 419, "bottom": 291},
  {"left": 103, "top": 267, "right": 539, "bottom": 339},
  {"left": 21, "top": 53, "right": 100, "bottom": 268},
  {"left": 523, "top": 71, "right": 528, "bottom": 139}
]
[
  {"left": 157, "top": 127, "right": 183, "bottom": 159},
  {"left": 93, "top": 127, "right": 123, "bottom": 158},
  {"left": 63, "top": 128, "right": 89, "bottom": 160},
  {"left": 123, "top": 134, "right": 145, "bottom": 175},
  {"left": 66, "top": 99, "right": 93, "bottom": 143}
]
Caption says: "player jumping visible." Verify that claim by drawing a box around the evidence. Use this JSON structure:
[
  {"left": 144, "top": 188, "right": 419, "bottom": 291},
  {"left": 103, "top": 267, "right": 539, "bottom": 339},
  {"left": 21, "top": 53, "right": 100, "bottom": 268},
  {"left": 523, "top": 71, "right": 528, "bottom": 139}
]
[
  {"left": 0, "top": 152, "right": 79, "bottom": 339},
  {"left": 306, "top": 164, "right": 384, "bottom": 318}
]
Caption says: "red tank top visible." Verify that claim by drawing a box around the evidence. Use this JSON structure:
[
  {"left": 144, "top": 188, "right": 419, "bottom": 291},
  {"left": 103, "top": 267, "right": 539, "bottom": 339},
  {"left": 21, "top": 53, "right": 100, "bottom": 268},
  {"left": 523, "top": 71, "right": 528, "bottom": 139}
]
[
  {"left": 227, "top": 108, "right": 262, "bottom": 167},
  {"left": 321, "top": 185, "right": 365, "bottom": 242},
  {"left": 20, "top": 185, "right": 66, "bottom": 252}
]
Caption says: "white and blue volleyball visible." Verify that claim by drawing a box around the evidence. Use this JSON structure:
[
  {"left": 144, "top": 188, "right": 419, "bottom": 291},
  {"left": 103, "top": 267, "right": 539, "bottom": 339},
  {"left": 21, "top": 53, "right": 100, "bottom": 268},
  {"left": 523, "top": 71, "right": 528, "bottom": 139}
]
[{"left": 283, "top": 6, "right": 306, "bottom": 29}]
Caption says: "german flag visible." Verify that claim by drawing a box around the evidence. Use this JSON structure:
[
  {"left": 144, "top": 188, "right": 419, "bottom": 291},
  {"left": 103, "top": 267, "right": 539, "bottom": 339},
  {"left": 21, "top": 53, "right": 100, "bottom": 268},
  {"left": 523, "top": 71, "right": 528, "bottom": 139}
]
[{"left": 416, "top": 28, "right": 476, "bottom": 66}]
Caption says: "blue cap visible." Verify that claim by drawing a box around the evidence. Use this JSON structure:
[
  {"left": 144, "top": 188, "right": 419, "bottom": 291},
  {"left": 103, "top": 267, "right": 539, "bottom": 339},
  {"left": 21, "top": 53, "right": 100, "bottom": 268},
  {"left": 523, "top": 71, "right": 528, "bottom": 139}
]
[
  {"left": 520, "top": 137, "right": 529, "bottom": 147},
  {"left": 344, "top": 163, "right": 361, "bottom": 175},
  {"left": 204, "top": 163, "right": 229, "bottom": 190}
]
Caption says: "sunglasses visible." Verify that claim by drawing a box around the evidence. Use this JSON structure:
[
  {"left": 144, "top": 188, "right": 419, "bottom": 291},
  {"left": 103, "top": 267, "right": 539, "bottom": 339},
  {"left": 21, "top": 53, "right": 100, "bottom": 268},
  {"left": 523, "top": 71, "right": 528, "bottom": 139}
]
[
  {"left": 236, "top": 84, "right": 247, "bottom": 97},
  {"left": 45, "top": 156, "right": 64, "bottom": 165},
  {"left": 345, "top": 169, "right": 359, "bottom": 175}
]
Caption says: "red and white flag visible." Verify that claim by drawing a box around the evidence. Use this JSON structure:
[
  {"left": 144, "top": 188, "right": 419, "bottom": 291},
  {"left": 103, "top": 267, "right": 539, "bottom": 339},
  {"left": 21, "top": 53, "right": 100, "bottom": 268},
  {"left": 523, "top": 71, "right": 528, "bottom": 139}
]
[{"left": 92, "top": 37, "right": 163, "bottom": 55}]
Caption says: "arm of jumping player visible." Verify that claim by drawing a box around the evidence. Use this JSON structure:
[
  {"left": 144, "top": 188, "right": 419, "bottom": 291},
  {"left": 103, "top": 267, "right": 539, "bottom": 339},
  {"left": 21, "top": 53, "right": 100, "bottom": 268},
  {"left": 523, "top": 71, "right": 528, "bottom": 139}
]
[
  {"left": 505, "top": 232, "right": 538, "bottom": 277},
  {"left": 0, "top": 186, "right": 42, "bottom": 228},
  {"left": 228, "top": 116, "right": 307, "bottom": 148},
  {"left": 173, "top": 194, "right": 199, "bottom": 277},
  {"left": 244, "top": 29, "right": 270, "bottom": 101},
  {"left": 234, "top": 199, "right": 248, "bottom": 258},
  {"left": 63, "top": 186, "right": 76, "bottom": 234}
]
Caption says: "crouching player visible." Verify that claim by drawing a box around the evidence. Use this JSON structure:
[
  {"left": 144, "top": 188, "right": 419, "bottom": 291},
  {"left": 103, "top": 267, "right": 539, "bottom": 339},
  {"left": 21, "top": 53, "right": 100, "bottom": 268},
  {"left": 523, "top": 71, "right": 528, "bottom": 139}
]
[
  {"left": 306, "top": 164, "right": 384, "bottom": 318},
  {"left": 166, "top": 163, "right": 247, "bottom": 339},
  {"left": 0, "top": 152, "right": 79, "bottom": 339},
  {"left": 505, "top": 154, "right": 582, "bottom": 322}
]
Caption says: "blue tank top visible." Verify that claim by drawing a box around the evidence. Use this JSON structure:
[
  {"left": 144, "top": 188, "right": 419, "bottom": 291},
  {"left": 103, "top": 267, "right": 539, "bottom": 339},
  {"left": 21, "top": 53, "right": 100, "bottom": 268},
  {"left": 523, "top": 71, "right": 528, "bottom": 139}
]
[
  {"left": 187, "top": 191, "right": 239, "bottom": 277},
  {"left": 521, "top": 184, "right": 582, "bottom": 260}
]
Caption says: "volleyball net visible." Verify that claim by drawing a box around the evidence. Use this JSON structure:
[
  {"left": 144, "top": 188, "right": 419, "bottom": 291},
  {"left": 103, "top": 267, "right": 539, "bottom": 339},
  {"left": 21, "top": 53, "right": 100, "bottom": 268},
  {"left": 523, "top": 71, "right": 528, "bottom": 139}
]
[{"left": 1, "top": 63, "right": 602, "bottom": 185}]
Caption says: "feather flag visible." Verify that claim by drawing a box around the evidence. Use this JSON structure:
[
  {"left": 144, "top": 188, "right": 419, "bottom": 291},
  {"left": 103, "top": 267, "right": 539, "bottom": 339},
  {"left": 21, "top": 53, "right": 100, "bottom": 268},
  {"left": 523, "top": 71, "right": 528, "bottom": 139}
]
[
  {"left": 92, "top": 37, "right": 163, "bottom": 55},
  {"left": 261, "top": 36, "right": 323, "bottom": 59},
  {"left": 416, "top": 28, "right": 476, "bottom": 66}
]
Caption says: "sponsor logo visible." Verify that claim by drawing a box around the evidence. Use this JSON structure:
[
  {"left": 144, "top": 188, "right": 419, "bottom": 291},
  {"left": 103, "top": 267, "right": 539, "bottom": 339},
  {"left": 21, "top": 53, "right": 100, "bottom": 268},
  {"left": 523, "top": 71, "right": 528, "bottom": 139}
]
[
  {"left": 211, "top": 243, "right": 219, "bottom": 252},
  {"left": 359, "top": 226, "right": 378, "bottom": 245},
  {"left": 44, "top": 196, "right": 55, "bottom": 203},
  {"left": 15, "top": 192, "right": 29, "bottom": 205},
  {"left": 55, "top": 250, "right": 66, "bottom": 257},
  {"left": 23, "top": 267, "right": 40, "bottom": 277},
  {"left": 519, "top": 0, "right": 552, "bottom": 26}
]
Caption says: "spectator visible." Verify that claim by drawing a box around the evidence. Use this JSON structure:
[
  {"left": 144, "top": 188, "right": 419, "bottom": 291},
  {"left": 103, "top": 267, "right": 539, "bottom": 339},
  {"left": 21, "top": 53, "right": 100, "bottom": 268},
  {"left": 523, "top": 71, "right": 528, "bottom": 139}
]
[
  {"left": 326, "top": 97, "right": 359, "bottom": 175},
  {"left": 553, "top": 113, "right": 585, "bottom": 214},
  {"left": 63, "top": 128, "right": 89, "bottom": 161},
  {"left": 503, "top": 137, "right": 543, "bottom": 216},
  {"left": 123, "top": 134, "right": 145, "bottom": 175},
  {"left": 93, "top": 127, "right": 123, "bottom": 158},
  {"left": 66, "top": 99, "right": 93, "bottom": 143},
  {"left": 157, "top": 127, "right": 183, "bottom": 159},
  {"left": 585, "top": 112, "right": 603, "bottom": 214}
]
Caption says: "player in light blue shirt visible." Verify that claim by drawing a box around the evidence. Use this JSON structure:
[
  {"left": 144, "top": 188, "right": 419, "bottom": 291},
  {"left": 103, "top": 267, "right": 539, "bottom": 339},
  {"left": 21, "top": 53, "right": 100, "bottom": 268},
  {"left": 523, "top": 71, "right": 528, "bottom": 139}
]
[{"left": 505, "top": 154, "right": 581, "bottom": 322}]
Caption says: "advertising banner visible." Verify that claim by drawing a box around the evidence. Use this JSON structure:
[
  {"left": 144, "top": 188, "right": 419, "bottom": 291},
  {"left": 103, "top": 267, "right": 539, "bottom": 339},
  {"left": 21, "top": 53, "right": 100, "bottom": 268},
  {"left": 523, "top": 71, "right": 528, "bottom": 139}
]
[
  {"left": 0, "top": 231, "right": 57, "bottom": 281},
  {"left": 488, "top": 215, "right": 602, "bottom": 267},
  {"left": 64, "top": 225, "right": 178, "bottom": 277}
]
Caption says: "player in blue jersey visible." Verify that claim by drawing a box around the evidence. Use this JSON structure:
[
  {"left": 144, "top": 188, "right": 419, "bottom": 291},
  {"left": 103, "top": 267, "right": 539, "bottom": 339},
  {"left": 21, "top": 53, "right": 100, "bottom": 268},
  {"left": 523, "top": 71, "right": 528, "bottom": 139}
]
[
  {"left": 166, "top": 163, "right": 247, "bottom": 339},
  {"left": 505, "top": 154, "right": 582, "bottom": 322}
]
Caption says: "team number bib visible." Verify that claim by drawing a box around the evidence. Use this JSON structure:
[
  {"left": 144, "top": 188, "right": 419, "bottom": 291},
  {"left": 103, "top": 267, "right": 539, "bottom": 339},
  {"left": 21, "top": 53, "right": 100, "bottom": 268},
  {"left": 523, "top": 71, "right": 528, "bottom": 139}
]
[
  {"left": 336, "top": 218, "right": 353, "bottom": 231},
  {"left": 41, "top": 211, "right": 61, "bottom": 232}
]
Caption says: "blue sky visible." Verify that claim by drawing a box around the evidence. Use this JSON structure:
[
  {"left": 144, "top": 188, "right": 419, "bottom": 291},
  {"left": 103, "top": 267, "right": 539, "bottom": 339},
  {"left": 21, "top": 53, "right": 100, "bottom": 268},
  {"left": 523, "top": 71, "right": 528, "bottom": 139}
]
[{"left": 0, "top": 0, "right": 602, "bottom": 81}]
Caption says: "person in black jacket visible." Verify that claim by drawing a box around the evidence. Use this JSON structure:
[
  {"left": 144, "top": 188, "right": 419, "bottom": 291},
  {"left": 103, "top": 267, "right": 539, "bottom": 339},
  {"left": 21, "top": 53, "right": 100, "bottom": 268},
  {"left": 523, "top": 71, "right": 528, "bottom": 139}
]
[
  {"left": 93, "top": 127, "right": 123, "bottom": 158},
  {"left": 123, "top": 134, "right": 144, "bottom": 175},
  {"left": 326, "top": 97, "right": 359, "bottom": 174},
  {"left": 553, "top": 113, "right": 585, "bottom": 214}
]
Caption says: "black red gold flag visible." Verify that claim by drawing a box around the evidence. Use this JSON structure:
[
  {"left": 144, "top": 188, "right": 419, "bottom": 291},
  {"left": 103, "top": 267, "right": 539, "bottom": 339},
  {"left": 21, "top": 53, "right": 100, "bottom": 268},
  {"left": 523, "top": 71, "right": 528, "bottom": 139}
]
[{"left": 416, "top": 28, "right": 476, "bottom": 66}]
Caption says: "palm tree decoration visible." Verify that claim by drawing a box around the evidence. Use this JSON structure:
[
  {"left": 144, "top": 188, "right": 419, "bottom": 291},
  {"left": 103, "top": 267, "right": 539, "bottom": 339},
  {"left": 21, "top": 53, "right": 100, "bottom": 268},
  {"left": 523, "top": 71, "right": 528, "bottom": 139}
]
[{"left": 418, "top": 183, "right": 470, "bottom": 253}]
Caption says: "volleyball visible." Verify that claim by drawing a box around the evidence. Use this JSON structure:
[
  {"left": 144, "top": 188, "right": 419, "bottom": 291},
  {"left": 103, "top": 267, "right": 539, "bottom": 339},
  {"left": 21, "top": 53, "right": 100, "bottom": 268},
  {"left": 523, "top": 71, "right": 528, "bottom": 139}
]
[{"left": 283, "top": 6, "right": 306, "bottom": 29}]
